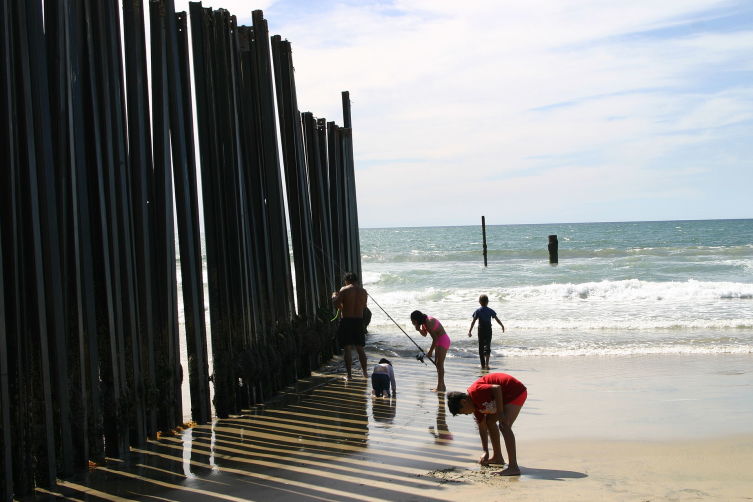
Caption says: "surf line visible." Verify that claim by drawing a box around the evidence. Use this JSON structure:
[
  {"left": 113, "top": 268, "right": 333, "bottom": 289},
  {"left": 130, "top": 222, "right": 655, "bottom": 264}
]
[{"left": 312, "top": 244, "right": 436, "bottom": 366}]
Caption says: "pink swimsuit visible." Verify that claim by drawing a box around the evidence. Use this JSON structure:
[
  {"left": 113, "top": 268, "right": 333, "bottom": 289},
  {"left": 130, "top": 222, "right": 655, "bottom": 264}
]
[{"left": 425, "top": 316, "right": 451, "bottom": 349}]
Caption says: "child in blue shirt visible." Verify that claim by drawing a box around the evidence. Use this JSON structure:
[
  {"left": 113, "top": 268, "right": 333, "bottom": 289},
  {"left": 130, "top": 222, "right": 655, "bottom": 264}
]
[{"left": 468, "top": 294, "right": 505, "bottom": 369}]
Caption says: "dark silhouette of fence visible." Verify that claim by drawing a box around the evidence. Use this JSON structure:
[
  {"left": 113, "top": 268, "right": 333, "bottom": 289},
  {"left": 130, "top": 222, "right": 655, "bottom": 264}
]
[{"left": 0, "top": 0, "right": 362, "bottom": 498}]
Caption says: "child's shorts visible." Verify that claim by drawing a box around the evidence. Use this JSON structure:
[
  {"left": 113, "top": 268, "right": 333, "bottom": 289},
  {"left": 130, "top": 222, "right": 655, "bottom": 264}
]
[
  {"left": 372, "top": 373, "right": 391, "bottom": 397},
  {"left": 509, "top": 390, "right": 527, "bottom": 406}
]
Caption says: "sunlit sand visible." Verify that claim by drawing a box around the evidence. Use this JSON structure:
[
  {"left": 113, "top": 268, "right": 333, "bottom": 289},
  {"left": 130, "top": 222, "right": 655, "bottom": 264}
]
[{"left": 43, "top": 352, "right": 753, "bottom": 501}]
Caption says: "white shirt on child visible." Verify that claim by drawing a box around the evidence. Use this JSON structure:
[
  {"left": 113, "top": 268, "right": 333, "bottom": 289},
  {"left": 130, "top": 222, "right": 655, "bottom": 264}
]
[{"left": 372, "top": 363, "right": 396, "bottom": 394}]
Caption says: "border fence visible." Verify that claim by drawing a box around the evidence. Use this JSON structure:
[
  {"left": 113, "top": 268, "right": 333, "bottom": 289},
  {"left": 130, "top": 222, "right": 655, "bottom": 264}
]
[{"left": 0, "top": 1, "right": 362, "bottom": 498}]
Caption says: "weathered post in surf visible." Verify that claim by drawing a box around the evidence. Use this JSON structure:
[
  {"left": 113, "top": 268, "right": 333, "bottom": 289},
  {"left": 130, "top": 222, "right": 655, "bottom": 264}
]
[
  {"left": 482, "top": 216, "right": 488, "bottom": 267},
  {"left": 549, "top": 234, "right": 559, "bottom": 264}
]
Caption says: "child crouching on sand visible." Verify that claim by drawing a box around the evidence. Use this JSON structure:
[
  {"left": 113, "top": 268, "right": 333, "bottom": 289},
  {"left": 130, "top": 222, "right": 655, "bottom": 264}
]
[
  {"left": 372, "top": 358, "right": 396, "bottom": 397},
  {"left": 447, "top": 372, "right": 527, "bottom": 476}
]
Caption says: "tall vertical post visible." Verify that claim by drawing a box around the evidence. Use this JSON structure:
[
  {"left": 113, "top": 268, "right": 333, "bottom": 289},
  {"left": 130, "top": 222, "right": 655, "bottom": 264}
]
[
  {"left": 548, "top": 234, "right": 559, "bottom": 264},
  {"left": 123, "top": 0, "right": 157, "bottom": 438},
  {"left": 0, "top": 1, "right": 16, "bottom": 495},
  {"left": 341, "top": 91, "right": 362, "bottom": 281},
  {"left": 190, "top": 3, "right": 235, "bottom": 418},
  {"left": 312, "top": 117, "right": 335, "bottom": 304},
  {"left": 102, "top": 0, "right": 145, "bottom": 450},
  {"left": 174, "top": 8, "right": 211, "bottom": 425},
  {"left": 327, "top": 122, "right": 345, "bottom": 281},
  {"left": 150, "top": 0, "right": 182, "bottom": 432},
  {"left": 13, "top": 0, "right": 59, "bottom": 486},
  {"left": 272, "top": 36, "right": 317, "bottom": 319},
  {"left": 252, "top": 10, "right": 294, "bottom": 320},
  {"left": 482, "top": 216, "right": 488, "bottom": 267},
  {"left": 0, "top": 219, "right": 12, "bottom": 502}
]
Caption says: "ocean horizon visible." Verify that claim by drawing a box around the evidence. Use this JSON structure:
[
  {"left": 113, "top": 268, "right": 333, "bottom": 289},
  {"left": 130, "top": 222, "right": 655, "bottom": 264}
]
[
  {"left": 360, "top": 217, "right": 753, "bottom": 230},
  {"left": 177, "top": 218, "right": 753, "bottom": 362},
  {"left": 358, "top": 218, "right": 753, "bottom": 359}
]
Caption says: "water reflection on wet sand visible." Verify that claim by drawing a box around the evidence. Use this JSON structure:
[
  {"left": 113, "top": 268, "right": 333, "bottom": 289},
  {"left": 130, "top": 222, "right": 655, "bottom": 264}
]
[{"left": 40, "top": 356, "right": 487, "bottom": 501}]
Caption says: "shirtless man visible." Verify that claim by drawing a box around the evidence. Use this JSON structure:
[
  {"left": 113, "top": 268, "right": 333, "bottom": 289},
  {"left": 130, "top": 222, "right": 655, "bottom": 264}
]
[{"left": 332, "top": 272, "right": 368, "bottom": 380}]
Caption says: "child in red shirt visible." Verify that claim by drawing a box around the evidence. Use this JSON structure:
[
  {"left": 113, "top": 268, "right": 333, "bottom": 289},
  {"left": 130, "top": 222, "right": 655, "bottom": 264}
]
[{"left": 447, "top": 373, "right": 527, "bottom": 476}]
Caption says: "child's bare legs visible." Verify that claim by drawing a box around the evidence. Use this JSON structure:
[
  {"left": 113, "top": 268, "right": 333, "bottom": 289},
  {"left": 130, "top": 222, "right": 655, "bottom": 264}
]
[
  {"left": 482, "top": 415, "right": 505, "bottom": 465},
  {"left": 355, "top": 345, "right": 368, "bottom": 378},
  {"left": 432, "top": 346, "right": 447, "bottom": 392},
  {"left": 496, "top": 403, "right": 523, "bottom": 476},
  {"left": 480, "top": 331, "right": 492, "bottom": 369}
]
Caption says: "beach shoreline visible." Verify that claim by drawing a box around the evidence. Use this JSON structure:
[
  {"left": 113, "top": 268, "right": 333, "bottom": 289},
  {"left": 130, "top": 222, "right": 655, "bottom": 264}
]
[{"left": 39, "top": 351, "right": 753, "bottom": 501}]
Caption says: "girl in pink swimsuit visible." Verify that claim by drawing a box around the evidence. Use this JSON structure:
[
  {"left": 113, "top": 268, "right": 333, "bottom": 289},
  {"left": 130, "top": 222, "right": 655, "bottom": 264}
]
[{"left": 411, "top": 310, "right": 450, "bottom": 392}]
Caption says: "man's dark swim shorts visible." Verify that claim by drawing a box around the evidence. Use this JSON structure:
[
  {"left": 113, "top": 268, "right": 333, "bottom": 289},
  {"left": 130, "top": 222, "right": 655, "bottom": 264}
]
[{"left": 337, "top": 317, "right": 365, "bottom": 346}]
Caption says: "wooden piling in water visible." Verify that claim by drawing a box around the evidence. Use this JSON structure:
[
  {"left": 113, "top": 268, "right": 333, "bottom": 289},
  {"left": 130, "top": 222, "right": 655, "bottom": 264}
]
[
  {"left": 549, "top": 234, "right": 559, "bottom": 264},
  {"left": 482, "top": 216, "right": 488, "bottom": 267}
]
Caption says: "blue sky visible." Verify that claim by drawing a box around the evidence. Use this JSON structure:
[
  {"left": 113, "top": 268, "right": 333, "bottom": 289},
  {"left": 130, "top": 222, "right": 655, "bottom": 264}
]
[{"left": 178, "top": 0, "right": 753, "bottom": 227}]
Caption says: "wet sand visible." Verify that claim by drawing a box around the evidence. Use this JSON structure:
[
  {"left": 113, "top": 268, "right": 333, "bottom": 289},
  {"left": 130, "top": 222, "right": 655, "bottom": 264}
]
[{"left": 39, "top": 353, "right": 753, "bottom": 501}]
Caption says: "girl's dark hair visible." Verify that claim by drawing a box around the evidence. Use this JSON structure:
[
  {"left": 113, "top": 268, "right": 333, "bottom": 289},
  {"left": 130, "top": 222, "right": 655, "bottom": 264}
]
[
  {"left": 446, "top": 391, "right": 467, "bottom": 416},
  {"left": 410, "top": 310, "right": 427, "bottom": 324},
  {"left": 378, "top": 358, "right": 392, "bottom": 366}
]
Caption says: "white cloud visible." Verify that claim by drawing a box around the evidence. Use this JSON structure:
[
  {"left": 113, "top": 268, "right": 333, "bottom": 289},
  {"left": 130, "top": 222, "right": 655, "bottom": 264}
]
[{"left": 174, "top": 0, "right": 752, "bottom": 226}]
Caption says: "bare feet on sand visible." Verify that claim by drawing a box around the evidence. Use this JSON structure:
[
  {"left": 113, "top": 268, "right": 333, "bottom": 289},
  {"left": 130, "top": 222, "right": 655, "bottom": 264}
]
[
  {"left": 343, "top": 375, "right": 353, "bottom": 381},
  {"left": 494, "top": 466, "right": 521, "bottom": 476},
  {"left": 430, "top": 387, "right": 446, "bottom": 393},
  {"left": 480, "top": 455, "right": 505, "bottom": 466},
  {"left": 362, "top": 371, "right": 368, "bottom": 378}
]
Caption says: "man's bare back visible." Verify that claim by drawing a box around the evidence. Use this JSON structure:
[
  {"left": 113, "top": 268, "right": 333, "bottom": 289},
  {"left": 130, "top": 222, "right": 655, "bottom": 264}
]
[{"left": 333, "top": 283, "right": 367, "bottom": 318}]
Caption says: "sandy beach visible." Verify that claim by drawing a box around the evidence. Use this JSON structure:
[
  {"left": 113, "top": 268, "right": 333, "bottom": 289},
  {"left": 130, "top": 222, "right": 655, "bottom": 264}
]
[{"left": 40, "top": 352, "right": 753, "bottom": 501}]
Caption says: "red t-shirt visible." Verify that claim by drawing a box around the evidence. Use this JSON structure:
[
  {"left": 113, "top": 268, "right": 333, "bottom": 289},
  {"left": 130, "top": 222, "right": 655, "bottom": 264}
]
[{"left": 467, "top": 373, "right": 526, "bottom": 422}]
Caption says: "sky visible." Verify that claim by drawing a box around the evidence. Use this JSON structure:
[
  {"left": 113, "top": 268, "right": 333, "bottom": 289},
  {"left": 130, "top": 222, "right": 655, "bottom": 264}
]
[{"left": 176, "top": 0, "right": 753, "bottom": 227}]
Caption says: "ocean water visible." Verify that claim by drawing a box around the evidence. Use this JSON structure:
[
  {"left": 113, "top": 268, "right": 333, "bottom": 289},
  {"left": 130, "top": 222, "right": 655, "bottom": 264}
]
[{"left": 359, "top": 219, "right": 753, "bottom": 359}]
